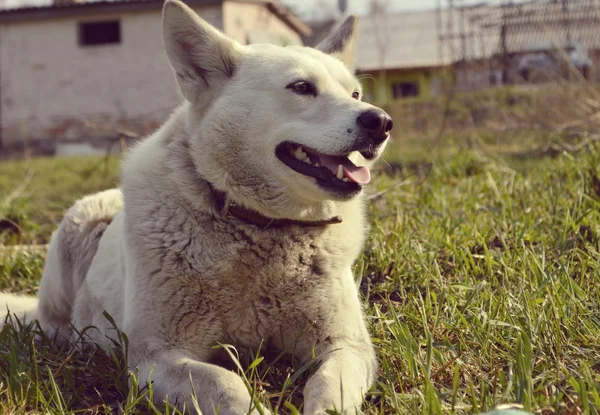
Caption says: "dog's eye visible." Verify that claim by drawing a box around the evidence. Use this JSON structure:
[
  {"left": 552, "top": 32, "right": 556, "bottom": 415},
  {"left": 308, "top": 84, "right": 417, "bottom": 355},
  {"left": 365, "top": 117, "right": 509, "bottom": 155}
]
[
  {"left": 352, "top": 91, "right": 360, "bottom": 100},
  {"left": 287, "top": 81, "right": 317, "bottom": 96}
]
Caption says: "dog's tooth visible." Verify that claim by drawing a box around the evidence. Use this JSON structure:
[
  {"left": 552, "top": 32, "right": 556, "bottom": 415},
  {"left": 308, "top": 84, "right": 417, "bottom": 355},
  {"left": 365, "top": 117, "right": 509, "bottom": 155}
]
[
  {"left": 303, "top": 156, "right": 311, "bottom": 164},
  {"left": 315, "top": 163, "right": 320, "bottom": 168},
  {"left": 342, "top": 177, "right": 349, "bottom": 182},
  {"left": 294, "top": 147, "right": 306, "bottom": 161},
  {"left": 336, "top": 165, "right": 344, "bottom": 180}
]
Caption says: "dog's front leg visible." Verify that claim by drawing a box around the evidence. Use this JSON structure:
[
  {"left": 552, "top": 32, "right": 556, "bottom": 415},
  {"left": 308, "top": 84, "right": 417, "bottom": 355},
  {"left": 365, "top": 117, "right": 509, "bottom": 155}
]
[
  {"left": 301, "top": 271, "right": 378, "bottom": 415},
  {"left": 130, "top": 345, "right": 269, "bottom": 415}
]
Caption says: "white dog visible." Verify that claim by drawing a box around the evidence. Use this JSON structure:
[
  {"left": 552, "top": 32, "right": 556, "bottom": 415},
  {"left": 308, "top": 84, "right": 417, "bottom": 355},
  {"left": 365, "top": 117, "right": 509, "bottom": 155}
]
[{"left": 1, "top": 1, "right": 393, "bottom": 413}]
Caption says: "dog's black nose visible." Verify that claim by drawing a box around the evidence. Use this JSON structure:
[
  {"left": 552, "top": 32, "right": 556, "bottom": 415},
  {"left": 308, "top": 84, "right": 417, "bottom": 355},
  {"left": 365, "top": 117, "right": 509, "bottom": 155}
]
[{"left": 357, "top": 109, "right": 393, "bottom": 145}]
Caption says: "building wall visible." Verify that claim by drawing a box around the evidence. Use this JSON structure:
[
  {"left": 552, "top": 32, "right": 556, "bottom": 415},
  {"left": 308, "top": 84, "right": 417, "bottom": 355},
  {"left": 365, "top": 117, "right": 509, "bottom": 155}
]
[
  {"left": 222, "top": 1, "right": 301, "bottom": 46},
  {"left": 0, "top": 5, "right": 222, "bottom": 148}
]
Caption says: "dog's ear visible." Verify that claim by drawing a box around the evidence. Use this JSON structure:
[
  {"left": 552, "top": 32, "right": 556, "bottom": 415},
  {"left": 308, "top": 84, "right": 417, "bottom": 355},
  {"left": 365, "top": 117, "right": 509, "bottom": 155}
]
[
  {"left": 315, "top": 15, "right": 358, "bottom": 70},
  {"left": 162, "top": 0, "right": 240, "bottom": 102}
]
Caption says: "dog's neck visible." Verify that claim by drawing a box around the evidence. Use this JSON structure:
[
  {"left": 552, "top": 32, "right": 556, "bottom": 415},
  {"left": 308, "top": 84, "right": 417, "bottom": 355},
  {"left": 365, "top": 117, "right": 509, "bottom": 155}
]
[{"left": 208, "top": 184, "right": 343, "bottom": 228}]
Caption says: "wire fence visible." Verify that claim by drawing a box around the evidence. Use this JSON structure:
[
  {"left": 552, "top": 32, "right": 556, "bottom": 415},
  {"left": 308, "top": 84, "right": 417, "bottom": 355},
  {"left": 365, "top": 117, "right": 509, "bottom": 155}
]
[{"left": 438, "top": 0, "right": 600, "bottom": 88}]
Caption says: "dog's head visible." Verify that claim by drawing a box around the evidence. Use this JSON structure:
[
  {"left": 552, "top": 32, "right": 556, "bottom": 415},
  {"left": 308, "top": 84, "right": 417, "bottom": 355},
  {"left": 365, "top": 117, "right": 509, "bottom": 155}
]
[{"left": 162, "top": 0, "right": 392, "bottom": 219}]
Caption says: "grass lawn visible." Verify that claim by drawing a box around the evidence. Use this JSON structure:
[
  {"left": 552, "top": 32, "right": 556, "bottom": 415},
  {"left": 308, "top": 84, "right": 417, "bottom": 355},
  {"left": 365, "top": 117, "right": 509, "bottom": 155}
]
[{"left": 0, "top": 135, "right": 599, "bottom": 414}]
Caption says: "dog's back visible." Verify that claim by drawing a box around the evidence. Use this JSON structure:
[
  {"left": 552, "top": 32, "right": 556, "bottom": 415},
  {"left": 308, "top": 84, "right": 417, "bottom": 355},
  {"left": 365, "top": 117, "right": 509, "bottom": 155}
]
[{"left": 1, "top": 189, "right": 123, "bottom": 338}]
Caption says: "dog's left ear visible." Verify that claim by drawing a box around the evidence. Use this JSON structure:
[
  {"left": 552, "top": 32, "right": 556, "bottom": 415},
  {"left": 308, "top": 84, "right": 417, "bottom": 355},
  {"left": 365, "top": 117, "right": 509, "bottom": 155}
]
[
  {"left": 162, "top": 0, "right": 240, "bottom": 103},
  {"left": 315, "top": 15, "right": 358, "bottom": 70}
]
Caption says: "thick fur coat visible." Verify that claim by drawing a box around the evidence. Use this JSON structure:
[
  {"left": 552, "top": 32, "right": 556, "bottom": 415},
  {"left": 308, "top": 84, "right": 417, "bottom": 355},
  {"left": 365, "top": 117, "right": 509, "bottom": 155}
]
[{"left": 1, "top": 2, "right": 393, "bottom": 414}]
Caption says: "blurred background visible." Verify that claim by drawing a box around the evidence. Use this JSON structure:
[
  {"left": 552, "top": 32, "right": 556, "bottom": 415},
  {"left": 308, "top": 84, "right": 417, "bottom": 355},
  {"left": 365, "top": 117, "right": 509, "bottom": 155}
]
[
  {"left": 1, "top": 3, "right": 599, "bottom": 413},
  {"left": 2, "top": 0, "right": 600, "bottom": 242},
  {"left": 0, "top": 0, "right": 599, "bottom": 160}
]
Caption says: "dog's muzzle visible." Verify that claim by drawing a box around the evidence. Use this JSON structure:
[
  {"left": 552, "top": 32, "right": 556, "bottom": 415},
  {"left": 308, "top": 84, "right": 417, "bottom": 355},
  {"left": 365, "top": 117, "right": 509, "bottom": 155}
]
[{"left": 275, "top": 108, "right": 393, "bottom": 198}]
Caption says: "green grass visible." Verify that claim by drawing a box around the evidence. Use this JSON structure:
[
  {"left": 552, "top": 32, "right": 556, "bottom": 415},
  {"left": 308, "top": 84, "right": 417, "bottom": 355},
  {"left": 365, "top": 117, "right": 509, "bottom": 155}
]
[
  {"left": 0, "top": 155, "right": 120, "bottom": 245},
  {"left": 0, "top": 136, "right": 599, "bottom": 414}
]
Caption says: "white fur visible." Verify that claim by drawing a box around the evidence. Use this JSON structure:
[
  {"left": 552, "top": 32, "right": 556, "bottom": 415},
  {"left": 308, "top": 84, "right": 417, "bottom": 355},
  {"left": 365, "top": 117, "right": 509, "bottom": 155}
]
[
  {"left": 1, "top": 293, "right": 38, "bottom": 323},
  {"left": 1, "top": 2, "right": 392, "bottom": 414}
]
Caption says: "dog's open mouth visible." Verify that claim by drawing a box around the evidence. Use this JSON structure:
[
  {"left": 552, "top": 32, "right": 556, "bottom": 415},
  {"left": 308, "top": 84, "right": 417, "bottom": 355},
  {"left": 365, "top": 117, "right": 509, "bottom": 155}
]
[{"left": 275, "top": 142, "right": 371, "bottom": 194}]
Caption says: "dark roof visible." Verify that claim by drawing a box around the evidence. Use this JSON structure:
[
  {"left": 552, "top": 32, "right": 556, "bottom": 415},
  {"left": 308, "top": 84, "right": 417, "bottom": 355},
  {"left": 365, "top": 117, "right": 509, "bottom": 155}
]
[
  {"left": 0, "top": 0, "right": 311, "bottom": 36},
  {"left": 266, "top": 1, "right": 311, "bottom": 36}
]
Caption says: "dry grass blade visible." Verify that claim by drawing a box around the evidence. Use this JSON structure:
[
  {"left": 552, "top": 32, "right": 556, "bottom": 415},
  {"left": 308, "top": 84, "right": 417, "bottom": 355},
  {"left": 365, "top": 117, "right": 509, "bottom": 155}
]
[{"left": 3, "top": 168, "right": 34, "bottom": 207}]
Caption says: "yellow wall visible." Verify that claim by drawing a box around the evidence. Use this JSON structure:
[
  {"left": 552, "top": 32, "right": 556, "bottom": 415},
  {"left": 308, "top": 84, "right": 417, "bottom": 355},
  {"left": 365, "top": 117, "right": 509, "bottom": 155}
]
[{"left": 359, "top": 68, "right": 441, "bottom": 104}]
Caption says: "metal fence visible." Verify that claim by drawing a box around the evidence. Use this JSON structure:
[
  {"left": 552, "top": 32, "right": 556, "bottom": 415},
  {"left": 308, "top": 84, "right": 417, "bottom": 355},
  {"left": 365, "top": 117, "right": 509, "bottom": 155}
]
[{"left": 438, "top": 0, "right": 600, "bottom": 87}]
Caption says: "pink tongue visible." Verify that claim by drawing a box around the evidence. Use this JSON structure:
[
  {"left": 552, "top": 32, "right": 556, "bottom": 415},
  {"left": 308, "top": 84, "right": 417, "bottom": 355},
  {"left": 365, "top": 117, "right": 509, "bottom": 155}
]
[{"left": 318, "top": 155, "right": 371, "bottom": 184}]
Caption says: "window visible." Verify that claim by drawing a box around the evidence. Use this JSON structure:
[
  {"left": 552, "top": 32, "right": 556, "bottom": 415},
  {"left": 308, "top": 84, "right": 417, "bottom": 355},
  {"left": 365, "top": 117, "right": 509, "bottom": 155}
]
[
  {"left": 391, "top": 81, "right": 419, "bottom": 99},
  {"left": 79, "top": 21, "right": 121, "bottom": 46}
]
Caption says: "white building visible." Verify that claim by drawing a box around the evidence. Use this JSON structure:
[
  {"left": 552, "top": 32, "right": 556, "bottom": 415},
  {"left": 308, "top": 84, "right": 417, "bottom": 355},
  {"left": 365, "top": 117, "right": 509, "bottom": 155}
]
[{"left": 0, "top": 0, "right": 310, "bottom": 154}]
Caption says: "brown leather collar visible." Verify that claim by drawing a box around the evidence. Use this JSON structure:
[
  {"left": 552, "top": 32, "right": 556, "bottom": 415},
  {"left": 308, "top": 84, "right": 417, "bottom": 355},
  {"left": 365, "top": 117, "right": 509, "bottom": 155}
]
[{"left": 208, "top": 184, "right": 343, "bottom": 229}]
